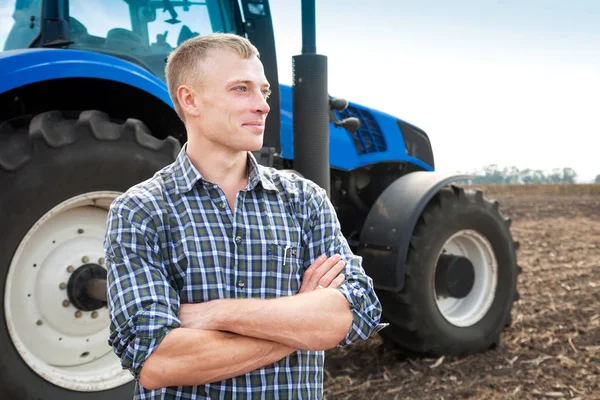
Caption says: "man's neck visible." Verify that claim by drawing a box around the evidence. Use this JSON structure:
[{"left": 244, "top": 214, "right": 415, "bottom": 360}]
[{"left": 186, "top": 137, "right": 248, "bottom": 191}]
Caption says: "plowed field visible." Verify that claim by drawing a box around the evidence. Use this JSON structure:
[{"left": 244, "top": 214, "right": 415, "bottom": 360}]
[{"left": 324, "top": 185, "right": 600, "bottom": 400}]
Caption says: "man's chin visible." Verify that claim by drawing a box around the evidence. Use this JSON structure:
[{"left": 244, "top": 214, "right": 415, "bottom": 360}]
[
  {"left": 249, "top": 141, "right": 264, "bottom": 152},
  {"left": 232, "top": 129, "right": 264, "bottom": 152},
  {"left": 241, "top": 138, "right": 264, "bottom": 153}
]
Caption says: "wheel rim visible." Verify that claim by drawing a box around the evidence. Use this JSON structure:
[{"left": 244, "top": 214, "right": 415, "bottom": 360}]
[
  {"left": 434, "top": 229, "right": 498, "bottom": 327},
  {"left": 4, "top": 191, "right": 134, "bottom": 392}
]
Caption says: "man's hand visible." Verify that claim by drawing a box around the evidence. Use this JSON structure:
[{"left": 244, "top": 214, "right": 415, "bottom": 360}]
[{"left": 298, "top": 254, "right": 346, "bottom": 293}]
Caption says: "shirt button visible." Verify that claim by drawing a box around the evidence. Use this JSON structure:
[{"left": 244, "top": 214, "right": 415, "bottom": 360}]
[
  {"left": 219, "top": 202, "right": 226, "bottom": 209},
  {"left": 235, "top": 236, "right": 242, "bottom": 244},
  {"left": 237, "top": 280, "right": 245, "bottom": 288}
]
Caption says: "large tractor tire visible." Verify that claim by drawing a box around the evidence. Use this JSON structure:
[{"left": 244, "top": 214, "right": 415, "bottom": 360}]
[
  {"left": 0, "top": 110, "right": 180, "bottom": 399},
  {"left": 378, "top": 185, "right": 521, "bottom": 356}
]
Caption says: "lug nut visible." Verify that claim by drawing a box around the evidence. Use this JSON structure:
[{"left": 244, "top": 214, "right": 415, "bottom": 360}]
[
  {"left": 67, "top": 265, "right": 74, "bottom": 273},
  {"left": 82, "top": 256, "right": 89, "bottom": 263},
  {"left": 91, "top": 311, "right": 98, "bottom": 319},
  {"left": 74, "top": 311, "right": 82, "bottom": 318},
  {"left": 62, "top": 300, "right": 70, "bottom": 307},
  {"left": 98, "top": 258, "right": 105, "bottom": 265},
  {"left": 59, "top": 282, "right": 67, "bottom": 290}
]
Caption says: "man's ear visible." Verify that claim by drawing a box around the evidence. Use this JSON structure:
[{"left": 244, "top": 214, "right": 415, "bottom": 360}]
[{"left": 177, "top": 85, "right": 202, "bottom": 118}]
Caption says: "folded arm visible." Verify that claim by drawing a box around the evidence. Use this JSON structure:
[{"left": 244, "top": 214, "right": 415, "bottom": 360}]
[
  {"left": 180, "top": 286, "right": 353, "bottom": 351},
  {"left": 142, "top": 254, "right": 350, "bottom": 389},
  {"left": 139, "top": 328, "right": 295, "bottom": 390}
]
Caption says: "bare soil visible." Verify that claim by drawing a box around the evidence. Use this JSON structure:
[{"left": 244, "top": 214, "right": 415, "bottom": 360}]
[{"left": 324, "top": 189, "right": 600, "bottom": 400}]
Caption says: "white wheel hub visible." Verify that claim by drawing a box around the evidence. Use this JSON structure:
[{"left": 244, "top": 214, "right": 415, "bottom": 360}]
[
  {"left": 4, "top": 191, "right": 133, "bottom": 392},
  {"left": 434, "top": 229, "right": 498, "bottom": 327}
]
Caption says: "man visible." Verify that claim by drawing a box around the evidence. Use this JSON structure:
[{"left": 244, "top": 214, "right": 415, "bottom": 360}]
[{"left": 104, "top": 32, "right": 385, "bottom": 399}]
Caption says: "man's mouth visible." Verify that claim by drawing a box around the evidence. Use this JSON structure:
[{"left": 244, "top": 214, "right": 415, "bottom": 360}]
[{"left": 243, "top": 123, "right": 265, "bottom": 133}]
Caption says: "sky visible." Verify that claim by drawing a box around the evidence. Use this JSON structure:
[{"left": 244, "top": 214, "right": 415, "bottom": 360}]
[
  {"left": 269, "top": 0, "right": 600, "bottom": 182},
  {"left": 0, "top": 0, "right": 598, "bottom": 182}
]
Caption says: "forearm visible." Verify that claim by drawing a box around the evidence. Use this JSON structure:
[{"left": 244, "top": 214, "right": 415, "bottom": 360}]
[
  {"left": 139, "top": 328, "right": 296, "bottom": 390},
  {"left": 214, "top": 289, "right": 353, "bottom": 351}
]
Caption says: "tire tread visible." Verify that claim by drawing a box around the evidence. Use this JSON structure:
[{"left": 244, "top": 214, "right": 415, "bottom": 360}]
[
  {"left": 30, "top": 111, "right": 79, "bottom": 148},
  {"left": 0, "top": 110, "right": 181, "bottom": 173},
  {"left": 0, "top": 116, "right": 33, "bottom": 171}
]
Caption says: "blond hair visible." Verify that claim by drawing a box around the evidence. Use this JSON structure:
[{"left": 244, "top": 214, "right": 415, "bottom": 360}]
[{"left": 165, "top": 33, "right": 260, "bottom": 121}]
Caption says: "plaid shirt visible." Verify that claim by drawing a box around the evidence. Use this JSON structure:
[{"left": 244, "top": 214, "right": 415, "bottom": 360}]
[{"left": 104, "top": 144, "right": 386, "bottom": 399}]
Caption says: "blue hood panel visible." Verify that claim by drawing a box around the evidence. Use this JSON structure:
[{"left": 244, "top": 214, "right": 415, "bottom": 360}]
[{"left": 279, "top": 85, "right": 433, "bottom": 171}]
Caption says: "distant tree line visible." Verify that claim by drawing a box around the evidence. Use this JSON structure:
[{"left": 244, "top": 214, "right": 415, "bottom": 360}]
[{"left": 461, "top": 165, "right": 581, "bottom": 184}]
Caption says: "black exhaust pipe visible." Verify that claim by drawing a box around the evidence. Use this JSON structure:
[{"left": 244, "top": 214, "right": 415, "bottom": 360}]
[{"left": 292, "top": 0, "right": 330, "bottom": 196}]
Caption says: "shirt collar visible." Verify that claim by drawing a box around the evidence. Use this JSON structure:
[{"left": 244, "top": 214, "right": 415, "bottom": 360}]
[
  {"left": 246, "top": 150, "right": 279, "bottom": 192},
  {"left": 172, "top": 143, "right": 279, "bottom": 194}
]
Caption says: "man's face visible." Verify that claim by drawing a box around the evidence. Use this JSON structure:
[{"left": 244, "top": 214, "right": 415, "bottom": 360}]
[{"left": 190, "top": 49, "right": 271, "bottom": 152}]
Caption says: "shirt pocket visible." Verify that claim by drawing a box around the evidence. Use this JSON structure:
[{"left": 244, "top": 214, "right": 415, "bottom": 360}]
[{"left": 265, "top": 243, "right": 304, "bottom": 297}]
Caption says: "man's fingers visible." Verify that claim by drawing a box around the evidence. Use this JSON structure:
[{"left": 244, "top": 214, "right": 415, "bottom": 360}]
[
  {"left": 298, "top": 254, "right": 344, "bottom": 293},
  {"left": 328, "top": 273, "right": 345, "bottom": 288},
  {"left": 300, "top": 254, "right": 325, "bottom": 291},
  {"left": 318, "top": 259, "right": 346, "bottom": 288},
  {"left": 302, "top": 254, "right": 327, "bottom": 282},
  {"left": 308, "top": 254, "right": 341, "bottom": 288},
  {"left": 298, "top": 254, "right": 328, "bottom": 293},
  {"left": 306, "top": 254, "right": 327, "bottom": 273},
  {"left": 317, "top": 273, "right": 344, "bottom": 290}
]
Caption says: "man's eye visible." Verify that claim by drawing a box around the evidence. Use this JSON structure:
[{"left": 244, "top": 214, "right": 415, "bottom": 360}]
[
  {"left": 235, "top": 86, "right": 247, "bottom": 92},
  {"left": 262, "top": 90, "right": 271, "bottom": 99}
]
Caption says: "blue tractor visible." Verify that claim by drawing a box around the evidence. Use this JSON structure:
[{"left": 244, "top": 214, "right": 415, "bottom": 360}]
[{"left": 0, "top": 0, "right": 520, "bottom": 398}]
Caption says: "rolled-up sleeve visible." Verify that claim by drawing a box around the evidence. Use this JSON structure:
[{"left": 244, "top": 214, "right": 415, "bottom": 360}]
[
  {"left": 104, "top": 197, "right": 181, "bottom": 379},
  {"left": 303, "top": 186, "right": 388, "bottom": 347}
]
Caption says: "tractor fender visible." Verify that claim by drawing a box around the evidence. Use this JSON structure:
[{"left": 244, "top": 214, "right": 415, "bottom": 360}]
[
  {"left": 357, "top": 171, "right": 470, "bottom": 292},
  {"left": 0, "top": 48, "right": 172, "bottom": 107}
]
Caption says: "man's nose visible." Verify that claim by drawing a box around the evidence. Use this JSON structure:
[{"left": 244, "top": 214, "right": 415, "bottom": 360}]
[{"left": 254, "top": 93, "right": 270, "bottom": 115}]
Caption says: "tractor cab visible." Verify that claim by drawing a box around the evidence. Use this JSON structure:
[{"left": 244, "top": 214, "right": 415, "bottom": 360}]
[{"left": 2, "top": 0, "right": 242, "bottom": 81}]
